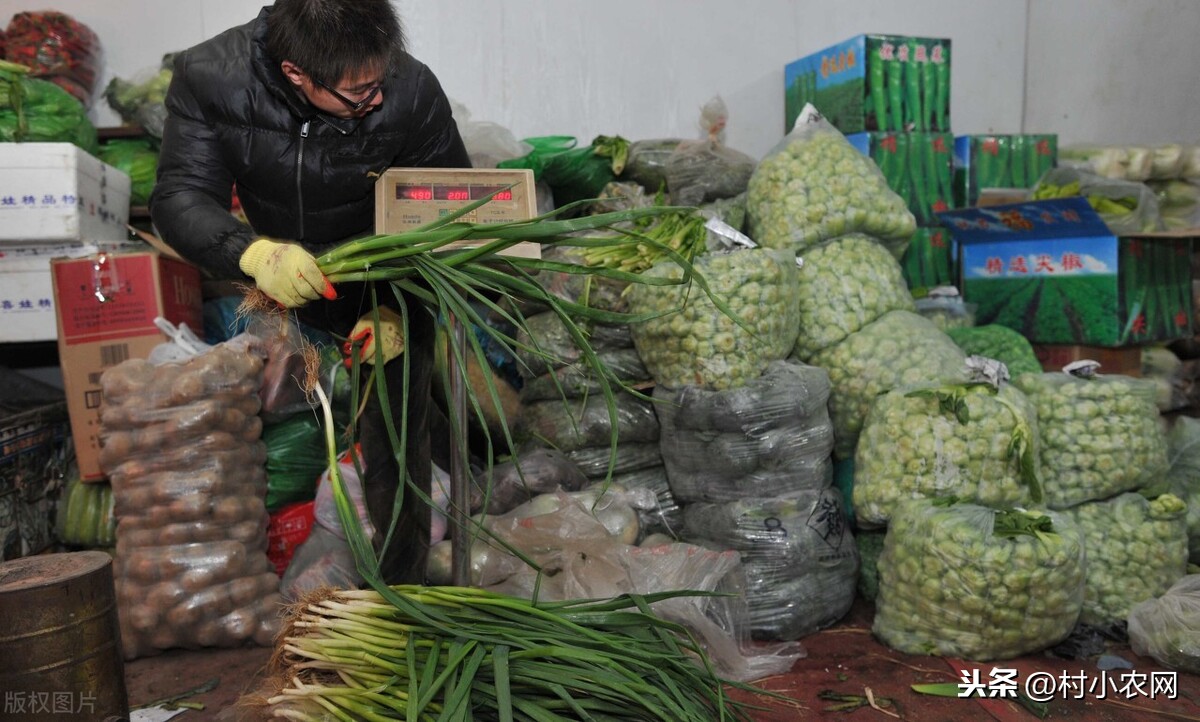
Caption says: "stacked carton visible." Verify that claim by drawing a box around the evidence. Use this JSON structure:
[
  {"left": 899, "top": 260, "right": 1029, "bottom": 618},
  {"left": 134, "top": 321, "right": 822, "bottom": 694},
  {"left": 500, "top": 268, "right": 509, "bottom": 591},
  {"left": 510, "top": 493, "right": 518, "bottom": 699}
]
[{"left": 785, "top": 35, "right": 954, "bottom": 291}]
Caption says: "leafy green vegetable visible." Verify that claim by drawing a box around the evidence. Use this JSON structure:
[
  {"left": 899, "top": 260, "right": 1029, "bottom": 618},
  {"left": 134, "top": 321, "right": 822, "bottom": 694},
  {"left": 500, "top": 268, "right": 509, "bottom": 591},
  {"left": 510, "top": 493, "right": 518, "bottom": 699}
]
[{"left": 946, "top": 325, "right": 1043, "bottom": 379}]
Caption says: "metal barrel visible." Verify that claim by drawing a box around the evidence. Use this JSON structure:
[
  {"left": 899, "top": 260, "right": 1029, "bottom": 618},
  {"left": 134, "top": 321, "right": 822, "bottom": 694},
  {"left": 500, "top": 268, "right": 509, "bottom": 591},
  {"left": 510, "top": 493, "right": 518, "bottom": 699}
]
[{"left": 0, "top": 551, "right": 129, "bottom": 721}]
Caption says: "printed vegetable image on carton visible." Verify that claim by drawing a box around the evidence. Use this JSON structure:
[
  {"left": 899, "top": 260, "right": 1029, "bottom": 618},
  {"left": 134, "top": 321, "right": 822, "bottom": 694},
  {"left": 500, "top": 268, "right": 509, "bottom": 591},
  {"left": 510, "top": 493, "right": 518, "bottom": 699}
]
[
  {"left": 900, "top": 226, "right": 954, "bottom": 290},
  {"left": 848, "top": 132, "right": 954, "bottom": 226},
  {"left": 940, "top": 197, "right": 1193, "bottom": 346},
  {"left": 785, "top": 35, "right": 951, "bottom": 134},
  {"left": 954, "top": 135, "right": 1058, "bottom": 208}
]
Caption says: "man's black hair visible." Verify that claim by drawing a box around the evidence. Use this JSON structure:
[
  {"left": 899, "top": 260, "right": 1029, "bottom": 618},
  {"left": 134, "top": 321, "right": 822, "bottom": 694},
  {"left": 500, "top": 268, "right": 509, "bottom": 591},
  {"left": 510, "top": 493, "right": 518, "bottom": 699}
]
[{"left": 266, "top": 0, "right": 405, "bottom": 86}]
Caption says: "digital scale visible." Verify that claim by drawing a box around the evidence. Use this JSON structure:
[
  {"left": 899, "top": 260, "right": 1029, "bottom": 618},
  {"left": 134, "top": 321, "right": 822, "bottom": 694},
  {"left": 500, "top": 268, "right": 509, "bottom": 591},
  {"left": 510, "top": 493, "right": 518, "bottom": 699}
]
[
  {"left": 373, "top": 167, "right": 539, "bottom": 586},
  {"left": 374, "top": 167, "right": 539, "bottom": 258}
]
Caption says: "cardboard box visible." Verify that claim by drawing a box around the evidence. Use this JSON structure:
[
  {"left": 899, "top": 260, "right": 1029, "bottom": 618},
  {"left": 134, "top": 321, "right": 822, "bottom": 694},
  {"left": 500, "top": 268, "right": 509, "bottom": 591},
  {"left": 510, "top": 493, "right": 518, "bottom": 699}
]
[
  {"left": 848, "top": 131, "right": 953, "bottom": 226},
  {"left": 954, "top": 135, "right": 1057, "bottom": 208},
  {"left": 940, "top": 197, "right": 1194, "bottom": 346},
  {"left": 0, "top": 368, "right": 70, "bottom": 559},
  {"left": 0, "top": 241, "right": 139, "bottom": 342},
  {"left": 0, "top": 143, "right": 132, "bottom": 244},
  {"left": 900, "top": 226, "right": 954, "bottom": 290},
  {"left": 1033, "top": 344, "right": 1142, "bottom": 377},
  {"left": 785, "top": 34, "right": 951, "bottom": 134},
  {"left": 51, "top": 252, "right": 203, "bottom": 480}
]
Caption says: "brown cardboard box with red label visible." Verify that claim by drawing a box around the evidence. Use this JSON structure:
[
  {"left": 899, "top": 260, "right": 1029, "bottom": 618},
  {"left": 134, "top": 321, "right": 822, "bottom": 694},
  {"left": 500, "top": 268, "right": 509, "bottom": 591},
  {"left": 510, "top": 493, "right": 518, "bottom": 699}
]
[{"left": 51, "top": 251, "right": 203, "bottom": 480}]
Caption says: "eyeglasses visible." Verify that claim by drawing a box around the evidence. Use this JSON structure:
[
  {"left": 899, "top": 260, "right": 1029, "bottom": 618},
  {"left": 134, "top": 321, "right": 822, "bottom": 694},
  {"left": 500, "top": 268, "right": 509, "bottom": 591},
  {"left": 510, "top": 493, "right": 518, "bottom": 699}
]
[{"left": 312, "top": 76, "right": 382, "bottom": 111}]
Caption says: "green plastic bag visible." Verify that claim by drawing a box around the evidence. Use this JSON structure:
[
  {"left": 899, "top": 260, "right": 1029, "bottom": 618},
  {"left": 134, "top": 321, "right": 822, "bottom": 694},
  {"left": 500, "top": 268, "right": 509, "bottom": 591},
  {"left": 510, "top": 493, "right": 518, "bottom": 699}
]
[
  {"left": 263, "top": 414, "right": 328, "bottom": 511},
  {"left": 498, "top": 135, "right": 627, "bottom": 209},
  {"left": 0, "top": 60, "right": 98, "bottom": 153},
  {"left": 97, "top": 138, "right": 158, "bottom": 205}
]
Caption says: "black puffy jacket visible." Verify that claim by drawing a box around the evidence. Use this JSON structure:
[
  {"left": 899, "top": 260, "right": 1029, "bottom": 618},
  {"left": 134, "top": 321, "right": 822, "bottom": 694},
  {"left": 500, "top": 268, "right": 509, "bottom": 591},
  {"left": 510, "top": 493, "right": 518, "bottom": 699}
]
[{"left": 150, "top": 7, "right": 471, "bottom": 280}]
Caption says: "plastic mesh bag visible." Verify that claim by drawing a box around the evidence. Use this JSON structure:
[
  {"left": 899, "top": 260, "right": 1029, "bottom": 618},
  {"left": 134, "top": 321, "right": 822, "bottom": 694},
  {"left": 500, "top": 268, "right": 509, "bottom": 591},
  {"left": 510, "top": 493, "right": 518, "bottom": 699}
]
[
  {"left": 874, "top": 499, "right": 1085, "bottom": 661},
  {"left": 747, "top": 104, "right": 916, "bottom": 258},
  {"left": 791, "top": 233, "right": 915, "bottom": 361},
  {"left": 946, "top": 325, "right": 1043, "bottom": 378},
  {"left": 1014, "top": 370, "right": 1167, "bottom": 509},
  {"left": 1129, "top": 575, "right": 1200, "bottom": 673},
  {"left": 628, "top": 248, "right": 801, "bottom": 391},
  {"left": 665, "top": 97, "right": 756, "bottom": 206},
  {"left": 1032, "top": 167, "right": 1163, "bottom": 234},
  {"left": 810, "top": 310, "right": 968, "bottom": 459},
  {"left": 432, "top": 485, "right": 805, "bottom": 682},
  {"left": 4, "top": 11, "right": 102, "bottom": 107},
  {"left": 1065, "top": 492, "right": 1188, "bottom": 625},
  {"left": 516, "top": 393, "right": 659, "bottom": 453},
  {"left": 656, "top": 360, "right": 835, "bottom": 503},
  {"left": 853, "top": 375, "right": 1042, "bottom": 528},
  {"left": 682, "top": 488, "right": 858, "bottom": 641},
  {"left": 100, "top": 335, "right": 281, "bottom": 660}
]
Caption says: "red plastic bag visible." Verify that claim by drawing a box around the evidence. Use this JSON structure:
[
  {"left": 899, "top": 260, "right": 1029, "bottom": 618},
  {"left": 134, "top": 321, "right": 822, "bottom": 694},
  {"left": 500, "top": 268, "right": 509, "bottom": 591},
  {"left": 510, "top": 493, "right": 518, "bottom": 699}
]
[
  {"left": 267, "top": 501, "right": 316, "bottom": 577},
  {"left": 5, "top": 11, "right": 102, "bottom": 107}
]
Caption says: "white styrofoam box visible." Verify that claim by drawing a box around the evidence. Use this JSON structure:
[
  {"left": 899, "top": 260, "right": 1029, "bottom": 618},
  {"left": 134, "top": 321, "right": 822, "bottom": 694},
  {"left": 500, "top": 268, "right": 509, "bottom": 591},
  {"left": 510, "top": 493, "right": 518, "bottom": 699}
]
[
  {"left": 0, "top": 242, "right": 138, "bottom": 342},
  {"left": 0, "top": 143, "right": 132, "bottom": 244}
]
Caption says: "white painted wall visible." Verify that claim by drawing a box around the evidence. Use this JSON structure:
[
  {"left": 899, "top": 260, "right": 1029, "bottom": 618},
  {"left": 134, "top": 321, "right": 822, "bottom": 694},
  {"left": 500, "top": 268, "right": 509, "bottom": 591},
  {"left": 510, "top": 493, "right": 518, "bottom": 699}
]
[
  {"left": 0, "top": 0, "right": 1194, "bottom": 158},
  {"left": 1023, "top": 0, "right": 1200, "bottom": 146}
]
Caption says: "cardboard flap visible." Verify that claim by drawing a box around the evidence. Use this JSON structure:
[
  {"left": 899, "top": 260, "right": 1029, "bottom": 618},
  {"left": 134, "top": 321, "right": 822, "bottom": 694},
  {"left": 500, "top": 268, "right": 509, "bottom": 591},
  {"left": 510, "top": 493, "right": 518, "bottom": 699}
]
[{"left": 937, "top": 197, "right": 1111, "bottom": 244}]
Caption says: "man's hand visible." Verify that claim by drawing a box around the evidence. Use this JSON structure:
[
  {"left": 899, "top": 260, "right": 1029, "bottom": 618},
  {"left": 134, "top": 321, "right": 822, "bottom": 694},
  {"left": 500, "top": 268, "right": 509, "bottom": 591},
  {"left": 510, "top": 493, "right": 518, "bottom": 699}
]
[
  {"left": 238, "top": 238, "right": 337, "bottom": 308},
  {"left": 344, "top": 307, "right": 406, "bottom": 367}
]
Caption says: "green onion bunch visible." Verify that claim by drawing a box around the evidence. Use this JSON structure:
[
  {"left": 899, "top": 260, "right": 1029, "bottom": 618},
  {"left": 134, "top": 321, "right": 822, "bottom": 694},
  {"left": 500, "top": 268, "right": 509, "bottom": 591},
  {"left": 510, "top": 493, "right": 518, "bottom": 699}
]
[{"left": 265, "top": 585, "right": 760, "bottom": 721}]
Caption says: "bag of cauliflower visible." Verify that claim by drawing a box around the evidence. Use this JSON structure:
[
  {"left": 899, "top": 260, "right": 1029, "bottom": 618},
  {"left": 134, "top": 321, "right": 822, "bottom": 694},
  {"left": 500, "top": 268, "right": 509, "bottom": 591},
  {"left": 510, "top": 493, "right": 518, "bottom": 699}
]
[
  {"left": 946, "top": 324, "right": 1043, "bottom": 378},
  {"left": 656, "top": 359, "right": 834, "bottom": 502},
  {"left": 627, "top": 248, "right": 801, "bottom": 391},
  {"left": 810, "top": 310, "right": 968, "bottom": 460},
  {"left": 853, "top": 370, "right": 1042, "bottom": 528},
  {"left": 1013, "top": 365, "right": 1168, "bottom": 509},
  {"left": 746, "top": 104, "right": 916, "bottom": 259},
  {"left": 791, "top": 233, "right": 916, "bottom": 361},
  {"left": 1128, "top": 575, "right": 1200, "bottom": 674},
  {"left": 874, "top": 499, "right": 1085, "bottom": 661},
  {"left": 682, "top": 487, "right": 858, "bottom": 641},
  {"left": 1064, "top": 492, "right": 1188, "bottom": 626}
]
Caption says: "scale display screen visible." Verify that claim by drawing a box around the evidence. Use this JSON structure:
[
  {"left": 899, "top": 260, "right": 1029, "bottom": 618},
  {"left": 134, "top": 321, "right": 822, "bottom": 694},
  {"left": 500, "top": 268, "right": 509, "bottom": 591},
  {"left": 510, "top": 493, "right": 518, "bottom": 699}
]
[
  {"left": 375, "top": 168, "right": 538, "bottom": 258},
  {"left": 394, "top": 184, "right": 515, "bottom": 202}
]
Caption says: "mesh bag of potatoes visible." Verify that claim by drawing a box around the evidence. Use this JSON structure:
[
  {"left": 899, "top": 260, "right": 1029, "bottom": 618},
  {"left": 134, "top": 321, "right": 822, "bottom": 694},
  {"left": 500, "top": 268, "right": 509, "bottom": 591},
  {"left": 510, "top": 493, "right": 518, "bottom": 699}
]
[{"left": 100, "top": 334, "right": 281, "bottom": 659}]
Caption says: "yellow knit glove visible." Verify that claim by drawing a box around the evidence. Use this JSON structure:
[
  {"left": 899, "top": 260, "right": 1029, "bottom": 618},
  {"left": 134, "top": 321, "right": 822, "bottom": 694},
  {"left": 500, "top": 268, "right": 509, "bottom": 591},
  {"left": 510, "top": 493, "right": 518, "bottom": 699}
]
[
  {"left": 343, "top": 307, "right": 406, "bottom": 366},
  {"left": 238, "top": 238, "right": 336, "bottom": 308}
]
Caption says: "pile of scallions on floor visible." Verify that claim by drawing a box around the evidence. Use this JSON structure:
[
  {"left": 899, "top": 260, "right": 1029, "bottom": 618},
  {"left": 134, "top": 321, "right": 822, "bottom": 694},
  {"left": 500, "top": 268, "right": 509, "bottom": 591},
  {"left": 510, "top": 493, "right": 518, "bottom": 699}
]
[{"left": 247, "top": 197, "right": 772, "bottom": 721}]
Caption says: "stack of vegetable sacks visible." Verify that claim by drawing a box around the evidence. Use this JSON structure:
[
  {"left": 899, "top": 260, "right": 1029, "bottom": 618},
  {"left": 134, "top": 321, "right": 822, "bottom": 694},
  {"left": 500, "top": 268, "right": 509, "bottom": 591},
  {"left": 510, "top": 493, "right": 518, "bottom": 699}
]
[
  {"left": 658, "top": 359, "right": 857, "bottom": 640},
  {"left": 874, "top": 499, "right": 1085, "bottom": 660},
  {"left": 853, "top": 373, "right": 1043, "bottom": 528},
  {"left": 514, "top": 308, "right": 678, "bottom": 537},
  {"left": 99, "top": 337, "right": 282, "bottom": 659}
]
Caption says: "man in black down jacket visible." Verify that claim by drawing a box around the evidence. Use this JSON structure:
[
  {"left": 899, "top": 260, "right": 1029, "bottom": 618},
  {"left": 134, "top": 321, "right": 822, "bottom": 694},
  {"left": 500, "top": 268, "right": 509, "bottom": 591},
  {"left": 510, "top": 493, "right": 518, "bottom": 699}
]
[{"left": 150, "top": 0, "right": 471, "bottom": 585}]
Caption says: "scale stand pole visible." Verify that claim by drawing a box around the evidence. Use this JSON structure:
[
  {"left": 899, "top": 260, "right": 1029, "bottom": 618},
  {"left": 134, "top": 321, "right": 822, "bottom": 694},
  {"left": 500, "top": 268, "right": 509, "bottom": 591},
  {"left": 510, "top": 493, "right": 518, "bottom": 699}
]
[{"left": 448, "top": 312, "right": 471, "bottom": 587}]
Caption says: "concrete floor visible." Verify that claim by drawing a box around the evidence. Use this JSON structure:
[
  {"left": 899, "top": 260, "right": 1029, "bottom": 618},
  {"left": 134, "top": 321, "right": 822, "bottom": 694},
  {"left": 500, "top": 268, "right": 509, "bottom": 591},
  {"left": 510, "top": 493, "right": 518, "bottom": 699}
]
[{"left": 122, "top": 598, "right": 1200, "bottom": 721}]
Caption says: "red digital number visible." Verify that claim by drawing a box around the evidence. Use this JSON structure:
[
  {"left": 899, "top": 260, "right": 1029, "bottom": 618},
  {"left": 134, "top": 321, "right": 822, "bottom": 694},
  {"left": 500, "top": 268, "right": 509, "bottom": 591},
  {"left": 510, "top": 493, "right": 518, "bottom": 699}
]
[
  {"left": 447, "top": 190, "right": 469, "bottom": 201},
  {"left": 494, "top": 190, "right": 513, "bottom": 201},
  {"left": 401, "top": 187, "right": 432, "bottom": 201}
]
